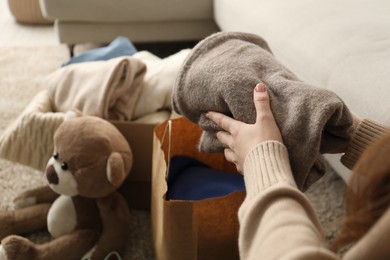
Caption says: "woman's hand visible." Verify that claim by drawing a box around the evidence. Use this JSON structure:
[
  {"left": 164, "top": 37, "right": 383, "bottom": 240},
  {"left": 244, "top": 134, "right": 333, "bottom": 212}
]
[{"left": 206, "top": 83, "right": 283, "bottom": 173}]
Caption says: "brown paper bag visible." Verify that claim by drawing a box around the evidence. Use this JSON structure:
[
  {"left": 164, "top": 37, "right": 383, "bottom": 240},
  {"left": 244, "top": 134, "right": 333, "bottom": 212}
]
[{"left": 151, "top": 117, "right": 245, "bottom": 260}]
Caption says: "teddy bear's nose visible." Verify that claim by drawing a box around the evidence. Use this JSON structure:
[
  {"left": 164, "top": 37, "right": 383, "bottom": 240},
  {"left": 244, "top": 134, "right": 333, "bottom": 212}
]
[{"left": 46, "top": 165, "right": 59, "bottom": 185}]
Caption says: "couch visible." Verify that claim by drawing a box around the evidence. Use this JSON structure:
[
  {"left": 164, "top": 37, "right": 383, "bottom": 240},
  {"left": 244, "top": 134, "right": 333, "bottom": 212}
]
[
  {"left": 214, "top": 0, "right": 390, "bottom": 182},
  {"left": 40, "top": 0, "right": 390, "bottom": 182},
  {"left": 39, "top": 0, "right": 219, "bottom": 55}
]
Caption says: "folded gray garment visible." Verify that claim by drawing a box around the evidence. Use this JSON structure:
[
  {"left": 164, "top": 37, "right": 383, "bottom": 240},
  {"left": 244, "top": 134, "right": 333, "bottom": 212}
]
[{"left": 172, "top": 32, "right": 354, "bottom": 191}]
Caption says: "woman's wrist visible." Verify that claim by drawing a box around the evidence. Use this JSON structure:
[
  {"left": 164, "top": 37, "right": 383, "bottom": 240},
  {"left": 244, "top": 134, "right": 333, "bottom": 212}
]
[{"left": 243, "top": 141, "right": 296, "bottom": 198}]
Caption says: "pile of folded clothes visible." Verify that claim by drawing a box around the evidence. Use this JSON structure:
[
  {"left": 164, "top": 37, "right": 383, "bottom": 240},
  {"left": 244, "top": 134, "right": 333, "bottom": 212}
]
[{"left": 0, "top": 36, "right": 191, "bottom": 170}]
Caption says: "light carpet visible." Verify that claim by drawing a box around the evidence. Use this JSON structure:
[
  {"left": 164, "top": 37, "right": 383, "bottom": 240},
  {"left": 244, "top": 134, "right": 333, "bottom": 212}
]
[{"left": 0, "top": 45, "right": 346, "bottom": 259}]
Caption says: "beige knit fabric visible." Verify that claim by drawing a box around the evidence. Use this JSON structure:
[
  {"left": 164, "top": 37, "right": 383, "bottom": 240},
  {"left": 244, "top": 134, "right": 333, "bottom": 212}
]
[
  {"left": 239, "top": 136, "right": 390, "bottom": 259},
  {"left": 341, "top": 119, "right": 390, "bottom": 169},
  {"left": 240, "top": 141, "right": 335, "bottom": 259},
  {"left": 242, "top": 141, "right": 296, "bottom": 198},
  {"left": 47, "top": 57, "right": 146, "bottom": 121},
  {"left": 0, "top": 91, "right": 64, "bottom": 171}
]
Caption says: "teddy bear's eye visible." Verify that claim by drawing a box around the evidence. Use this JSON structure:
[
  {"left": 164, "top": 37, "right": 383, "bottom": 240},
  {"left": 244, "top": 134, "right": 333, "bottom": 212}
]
[
  {"left": 53, "top": 153, "right": 59, "bottom": 160},
  {"left": 61, "top": 162, "right": 68, "bottom": 171}
]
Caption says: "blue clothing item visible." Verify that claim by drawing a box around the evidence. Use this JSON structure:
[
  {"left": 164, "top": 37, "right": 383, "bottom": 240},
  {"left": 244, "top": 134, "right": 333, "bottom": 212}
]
[
  {"left": 62, "top": 36, "right": 137, "bottom": 66},
  {"left": 166, "top": 156, "right": 245, "bottom": 201}
]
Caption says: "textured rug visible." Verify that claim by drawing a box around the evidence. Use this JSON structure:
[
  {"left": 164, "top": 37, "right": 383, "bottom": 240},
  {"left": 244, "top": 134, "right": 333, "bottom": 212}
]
[{"left": 0, "top": 45, "right": 346, "bottom": 259}]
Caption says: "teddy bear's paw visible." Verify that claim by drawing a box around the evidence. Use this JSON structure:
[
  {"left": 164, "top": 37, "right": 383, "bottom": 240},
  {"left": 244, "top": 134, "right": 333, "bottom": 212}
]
[
  {"left": 13, "top": 196, "right": 36, "bottom": 209},
  {"left": 0, "top": 213, "right": 13, "bottom": 241},
  {"left": 0, "top": 245, "right": 8, "bottom": 260},
  {"left": 1, "top": 235, "right": 37, "bottom": 260}
]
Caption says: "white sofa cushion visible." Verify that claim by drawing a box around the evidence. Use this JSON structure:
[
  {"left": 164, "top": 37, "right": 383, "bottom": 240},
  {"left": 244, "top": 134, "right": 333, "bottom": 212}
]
[
  {"left": 40, "top": 0, "right": 219, "bottom": 44},
  {"left": 214, "top": 0, "right": 390, "bottom": 125},
  {"left": 41, "top": 0, "right": 214, "bottom": 22},
  {"left": 214, "top": 0, "right": 390, "bottom": 181},
  {"left": 54, "top": 20, "right": 218, "bottom": 44}
]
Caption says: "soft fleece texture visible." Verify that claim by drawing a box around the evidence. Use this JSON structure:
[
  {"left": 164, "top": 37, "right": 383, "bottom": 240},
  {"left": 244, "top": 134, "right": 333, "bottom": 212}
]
[
  {"left": 47, "top": 56, "right": 146, "bottom": 121},
  {"left": 172, "top": 32, "right": 354, "bottom": 191},
  {"left": 132, "top": 49, "right": 191, "bottom": 119}
]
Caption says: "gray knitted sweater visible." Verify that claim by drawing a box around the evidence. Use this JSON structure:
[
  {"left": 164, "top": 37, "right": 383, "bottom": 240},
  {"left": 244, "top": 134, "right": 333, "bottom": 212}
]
[{"left": 172, "top": 32, "right": 353, "bottom": 191}]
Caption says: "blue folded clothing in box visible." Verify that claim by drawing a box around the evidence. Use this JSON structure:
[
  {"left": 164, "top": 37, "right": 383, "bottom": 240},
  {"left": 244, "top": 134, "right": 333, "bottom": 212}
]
[{"left": 166, "top": 156, "right": 245, "bottom": 201}]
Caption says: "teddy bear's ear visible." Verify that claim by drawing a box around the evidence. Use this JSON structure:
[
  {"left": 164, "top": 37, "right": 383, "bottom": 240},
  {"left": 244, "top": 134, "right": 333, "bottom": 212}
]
[
  {"left": 64, "top": 109, "right": 83, "bottom": 122},
  {"left": 106, "top": 152, "right": 127, "bottom": 187}
]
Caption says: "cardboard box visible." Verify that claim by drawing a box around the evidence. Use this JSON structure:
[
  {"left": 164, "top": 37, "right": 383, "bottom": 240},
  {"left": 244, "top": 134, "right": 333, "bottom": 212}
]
[
  {"left": 112, "top": 121, "right": 156, "bottom": 210},
  {"left": 151, "top": 118, "right": 243, "bottom": 260}
]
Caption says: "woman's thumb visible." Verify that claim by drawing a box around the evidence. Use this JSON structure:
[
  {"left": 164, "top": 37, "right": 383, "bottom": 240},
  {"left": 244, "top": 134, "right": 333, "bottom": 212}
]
[{"left": 254, "top": 83, "right": 271, "bottom": 120}]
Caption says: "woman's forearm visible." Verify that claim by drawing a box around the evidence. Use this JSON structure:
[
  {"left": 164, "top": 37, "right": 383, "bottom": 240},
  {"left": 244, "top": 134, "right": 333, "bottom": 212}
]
[{"left": 238, "top": 141, "right": 339, "bottom": 260}]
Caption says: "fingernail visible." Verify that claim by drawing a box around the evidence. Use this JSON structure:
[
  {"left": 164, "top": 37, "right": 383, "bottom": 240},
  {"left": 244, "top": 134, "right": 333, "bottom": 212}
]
[{"left": 255, "top": 83, "right": 266, "bottom": 92}]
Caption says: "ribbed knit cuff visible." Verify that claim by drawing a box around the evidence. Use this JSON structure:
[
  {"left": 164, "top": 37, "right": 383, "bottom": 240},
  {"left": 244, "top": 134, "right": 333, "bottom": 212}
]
[
  {"left": 243, "top": 141, "right": 297, "bottom": 199},
  {"left": 341, "top": 119, "right": 390, "bottom": 169}
]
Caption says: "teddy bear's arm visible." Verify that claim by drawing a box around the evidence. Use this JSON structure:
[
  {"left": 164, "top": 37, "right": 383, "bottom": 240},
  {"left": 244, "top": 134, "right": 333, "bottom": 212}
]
[
  {"left": 0, "top": 229, "right": 99, "bottom": 260},
  {"left": 88, "top": 192, "right": 130, "bottom": 259},
  {"left": 13, "top": 186, "right": 59, "bottom": 209}
]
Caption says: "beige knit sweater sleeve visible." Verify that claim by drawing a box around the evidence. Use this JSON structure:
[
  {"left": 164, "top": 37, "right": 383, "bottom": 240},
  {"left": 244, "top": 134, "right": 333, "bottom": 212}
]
[
  {"left": 238, "top": 121, "right": 390, "bottom": 259},
  {"left": 238, "top": 141, "right": 339, "bottom": 260},
  {"left": 341, "top": 119, "right": 390, "bottom": 169}
]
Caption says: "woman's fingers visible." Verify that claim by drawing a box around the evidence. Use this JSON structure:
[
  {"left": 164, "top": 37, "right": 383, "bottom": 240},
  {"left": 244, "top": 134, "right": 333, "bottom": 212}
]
[
  {"left": 223, "top": 148, "right": 235, "bottom": 163},
  {"left": 206, "top": 111, "right": 237, "bottom": 133},
  {"left": 216, "top": 131, "right": 232, "bottom": 148},
  {"left": 224, "top": 148, "right": 242, "bottom": 172},
  {"left": 205, "top": 83, "right": 283, "bottom": 172}
]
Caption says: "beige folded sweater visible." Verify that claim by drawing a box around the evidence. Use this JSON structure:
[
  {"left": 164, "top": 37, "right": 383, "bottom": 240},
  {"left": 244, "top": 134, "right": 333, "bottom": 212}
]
[
  {"left": 46, "top": 56, "right": 146, "bottom": 120},
  {"left": 172, "top": 32, "right": 353, "bottom": 191}
]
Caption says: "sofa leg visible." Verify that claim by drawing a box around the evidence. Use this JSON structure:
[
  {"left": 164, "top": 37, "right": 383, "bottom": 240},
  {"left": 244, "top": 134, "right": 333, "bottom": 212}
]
[{"left": 68, "top": 44, "right": 75, "bottom": 57}]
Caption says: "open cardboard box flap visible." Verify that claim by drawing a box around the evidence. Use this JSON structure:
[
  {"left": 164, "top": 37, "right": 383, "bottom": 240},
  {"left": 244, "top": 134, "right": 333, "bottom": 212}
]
[{"left": 111, "top": 121, "right": 156, "bottom": 210}]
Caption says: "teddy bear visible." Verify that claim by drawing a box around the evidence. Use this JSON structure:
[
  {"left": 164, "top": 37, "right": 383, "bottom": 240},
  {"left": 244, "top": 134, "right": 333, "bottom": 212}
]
[{"left": 0, "top": 112, "right": 133, "bottom": 260}]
